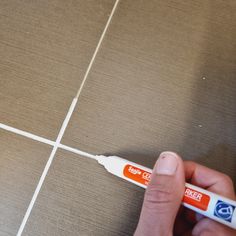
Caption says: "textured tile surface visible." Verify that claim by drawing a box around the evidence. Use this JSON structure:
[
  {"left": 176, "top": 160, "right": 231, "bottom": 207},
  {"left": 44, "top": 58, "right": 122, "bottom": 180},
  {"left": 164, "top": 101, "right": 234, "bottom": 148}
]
[
  {"left": 0, "top": 0, "right": 115, "bottom": 139},
  {"left": 23, "top": 149, "right": 144, "bottom": 236},
  {"left": 0, "top": 130, "right": 51, "bottom": 236},
  {"left": 62, "top": 0, "right": 236, "bottom": 182}
]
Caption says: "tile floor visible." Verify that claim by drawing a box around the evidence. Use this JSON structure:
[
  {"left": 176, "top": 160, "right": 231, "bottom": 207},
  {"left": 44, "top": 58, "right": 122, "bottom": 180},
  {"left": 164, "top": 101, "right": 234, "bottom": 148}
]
[
  {"left": 0, "top": 130, "right": 51, "bottom": 235},
  {"left": 0, "top": 0, "right": 236, "bottom": 235},
  {"left": 23, "top": 150, "right": 143, "bottom": 236},
  {"left": 0, "top": 0, "right": 115, "bottom": 139}
]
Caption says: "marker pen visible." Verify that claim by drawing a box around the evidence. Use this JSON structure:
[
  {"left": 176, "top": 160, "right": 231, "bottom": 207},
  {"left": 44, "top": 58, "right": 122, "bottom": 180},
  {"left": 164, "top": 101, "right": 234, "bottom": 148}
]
[{"left": 96, "top": 155, "right": 236, "bottom": 230}]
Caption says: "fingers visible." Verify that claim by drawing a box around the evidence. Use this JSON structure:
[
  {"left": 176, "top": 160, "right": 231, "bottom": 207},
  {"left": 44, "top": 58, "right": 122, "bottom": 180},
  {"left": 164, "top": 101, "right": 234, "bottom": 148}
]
[
  {"left": 184, "top": 161, "right": 236, "bottom": 236},
  {"left": 184, "top": 161, "right": 235, "bottom": 199},
  {"left": 135, "top": 152, "right": 185, "bottom": 236},
  {"left": 135, "top": 157, "right": 236, "bottom": 236},
  {"left": 174, "top": 207, "right": 194, "bottom": 236},
  {"left": 192, "top": 218, "right": 236, "bottom": 236}
]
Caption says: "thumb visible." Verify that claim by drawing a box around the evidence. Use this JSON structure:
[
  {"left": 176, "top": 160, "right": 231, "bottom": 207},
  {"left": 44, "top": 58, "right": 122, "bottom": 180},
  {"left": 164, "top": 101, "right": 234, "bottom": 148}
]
[{"left": 135, "top": 152, "right": 185, "bottom": 236}]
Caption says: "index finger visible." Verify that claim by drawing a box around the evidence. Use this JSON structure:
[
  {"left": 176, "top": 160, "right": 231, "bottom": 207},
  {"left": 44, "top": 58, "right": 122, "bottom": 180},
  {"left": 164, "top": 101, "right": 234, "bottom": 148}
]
[{"left": 184, "top": 161, "right": 235, "bottom": 200}]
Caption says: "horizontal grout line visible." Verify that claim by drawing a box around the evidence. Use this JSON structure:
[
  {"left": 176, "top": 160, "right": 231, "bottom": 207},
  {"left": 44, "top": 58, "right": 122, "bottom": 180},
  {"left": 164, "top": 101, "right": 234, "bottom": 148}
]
[
  {"left": 0, "top": 123, "right": 55, "bottom": 146},
  {"left": 0, "top": 122, "right": 97, "bottom": 161},
  {"left": 59, "top": 144, "right": 97, "bottom": 160}
]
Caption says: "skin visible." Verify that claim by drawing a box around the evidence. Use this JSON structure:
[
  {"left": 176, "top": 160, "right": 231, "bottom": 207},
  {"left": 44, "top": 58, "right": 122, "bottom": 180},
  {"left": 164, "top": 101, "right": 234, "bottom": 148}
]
[{"left": 134, "top": 152, "right": 236, "bottom": 236}]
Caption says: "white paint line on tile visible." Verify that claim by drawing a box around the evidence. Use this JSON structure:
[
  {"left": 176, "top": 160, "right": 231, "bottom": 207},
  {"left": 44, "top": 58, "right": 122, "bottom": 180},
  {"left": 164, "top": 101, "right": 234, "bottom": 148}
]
[
  {"left": 0, "top": 122, "right": 97, "bottom": 160},
  {"left": 15, "top": 1, "right": 120, "bottom": 233},
  {"left": 16, "top": 98, "right": 78, "bottom": 236},
  {"left": 0, "top": 123, "right": 55, "bottom": 146},
  {"left": 75, "top": 0, "right": 120, "bottom": 99},
  {"left": 59, "top": 143, "right": 97, "bottom": 160}
]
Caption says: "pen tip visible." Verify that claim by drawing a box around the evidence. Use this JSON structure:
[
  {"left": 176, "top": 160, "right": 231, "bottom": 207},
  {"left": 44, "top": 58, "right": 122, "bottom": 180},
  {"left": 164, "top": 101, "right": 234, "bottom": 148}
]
[{"left": 95, "top": 155, "right": 107, "bottom": 163}]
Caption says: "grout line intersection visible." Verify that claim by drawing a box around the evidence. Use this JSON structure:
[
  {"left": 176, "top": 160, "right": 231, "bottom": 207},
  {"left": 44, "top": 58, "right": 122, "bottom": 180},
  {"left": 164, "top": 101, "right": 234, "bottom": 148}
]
[
  {"left": 13, "top": 0, "right": 120, "bottom": 234},
  {"left": 0, "top": 122, "right": 97, "bottom": 160},
  {"left": 16, "top": 98, "right": 78, "bottom": 236}
]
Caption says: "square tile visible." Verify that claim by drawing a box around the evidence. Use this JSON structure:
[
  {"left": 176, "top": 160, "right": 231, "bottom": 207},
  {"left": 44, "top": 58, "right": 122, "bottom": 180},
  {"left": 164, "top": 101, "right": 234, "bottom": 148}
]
[
  {"left": 0, "top": 129, "right": 52, "bottom": 235},
  {"left": 62, "top": 0, "right": 236, "bottom": 182},
  {"left": 0, "top": 0, "right": 115, "bottom": 139},
  {"left": 23, "top": 149, "right": 144, "bottom": 236}
]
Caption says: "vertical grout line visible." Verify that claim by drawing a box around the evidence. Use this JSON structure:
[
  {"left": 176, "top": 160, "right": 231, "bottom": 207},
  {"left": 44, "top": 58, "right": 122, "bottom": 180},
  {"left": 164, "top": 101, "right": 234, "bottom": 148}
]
[
  {"left": 16, "top": 98, "right": 78, "bottom": 236},
  {"left": 16, "top": 1, "right": 120, "bottom": 234},
  {"left": 75, "top": 0, "right": 120, "bottom": 99}
]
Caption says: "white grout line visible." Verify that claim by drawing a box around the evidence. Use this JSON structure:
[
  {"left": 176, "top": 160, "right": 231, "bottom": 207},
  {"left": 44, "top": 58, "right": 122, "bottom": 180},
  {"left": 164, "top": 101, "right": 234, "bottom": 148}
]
[
  {"left": 14, "top": 1, "right": 120, "bottom": 234},
  {"left": 58, "top": 143, "right": 97, "bottom": 160},
  {"left": 16, "top": 98, "right": 78, "bottom": 236},
  {"left": 0, "top": 122, "right": 97, "bottom": 160},
  {"left": 0, "top": 123, "right": 55, "bottom": 146},
  {"left": 75, "top": 0, "right": 120, "bottom": 99}
]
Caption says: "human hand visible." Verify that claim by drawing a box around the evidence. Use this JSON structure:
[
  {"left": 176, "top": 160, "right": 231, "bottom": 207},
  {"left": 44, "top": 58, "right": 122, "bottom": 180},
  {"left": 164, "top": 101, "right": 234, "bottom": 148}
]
[{"left": 134, "top": 152, "right": 236, "bottom": 236}]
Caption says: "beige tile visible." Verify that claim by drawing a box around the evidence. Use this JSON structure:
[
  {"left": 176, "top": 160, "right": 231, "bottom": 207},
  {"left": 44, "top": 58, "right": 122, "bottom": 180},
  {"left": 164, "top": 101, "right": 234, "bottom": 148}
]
[
  {"left": 23, "top": 149, "right": 144, "bottom": 236},
  {"left": 62, "top": 0, "right": 236, "bottom": 182},
  {"left": 0, "top": 0, "right": 115, "bottom": 139},
  {"left": 0, "top": 129, "right": 51, "bottom": 235}
]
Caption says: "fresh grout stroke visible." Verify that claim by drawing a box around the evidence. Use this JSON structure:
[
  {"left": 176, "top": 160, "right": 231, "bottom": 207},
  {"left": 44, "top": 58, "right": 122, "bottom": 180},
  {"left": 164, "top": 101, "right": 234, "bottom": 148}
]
[
  {"left": 14, "top": 0, "right": 121, "bottom": 234},
  {"left": 16, "top": 97, "right": 78, "bottom": 236},
  {"left": 0, "top": 123, "right": 97, "bottom": 161}
]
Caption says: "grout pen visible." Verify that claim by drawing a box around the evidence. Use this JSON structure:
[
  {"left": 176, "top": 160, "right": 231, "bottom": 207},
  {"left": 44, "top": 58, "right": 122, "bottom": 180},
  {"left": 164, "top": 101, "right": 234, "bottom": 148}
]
[{"left": 95, "top": 155, "right": 236, "bottom": 230}]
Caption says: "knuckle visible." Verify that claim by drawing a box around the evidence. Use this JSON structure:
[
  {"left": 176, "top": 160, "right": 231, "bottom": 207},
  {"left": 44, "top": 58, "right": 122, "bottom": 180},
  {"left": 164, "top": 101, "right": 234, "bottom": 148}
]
[
  {"left": 220, "top": 173, "right": 233, "bottom": 187},
  {"left": 143, "top": 183, "right": 175, "bottom": 212}
]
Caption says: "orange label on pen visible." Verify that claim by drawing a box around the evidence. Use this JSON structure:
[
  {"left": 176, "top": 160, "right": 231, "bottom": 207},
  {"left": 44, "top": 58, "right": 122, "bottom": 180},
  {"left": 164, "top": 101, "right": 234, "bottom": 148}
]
[
  {"left": 123, "top": 165, "right": 210, "bottom": 211},
  {"left": 183, "top": 187, "right": 210, "bottom": 211},
  {"left": 123, "top": 165, "right": 151, "bottom": 186}
]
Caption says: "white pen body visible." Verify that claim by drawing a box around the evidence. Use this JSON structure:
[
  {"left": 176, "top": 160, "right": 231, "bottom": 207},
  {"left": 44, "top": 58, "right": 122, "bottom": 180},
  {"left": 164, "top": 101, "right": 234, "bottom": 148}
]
[
  {"left": 97, "top": 155, "right": 150, "bottom": 188},
  {"left": 184, "top": 183, "right": 236, "bottom": 229},
  {"left": 96, "top": 155, "right": 236, "bottom": 230}
]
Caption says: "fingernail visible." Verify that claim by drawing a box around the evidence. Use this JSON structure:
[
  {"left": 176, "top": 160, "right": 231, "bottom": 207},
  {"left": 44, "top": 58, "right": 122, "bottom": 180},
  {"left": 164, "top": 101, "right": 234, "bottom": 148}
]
[{"left": 156, "top": 152, "right": 178, "bottom": 175}]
